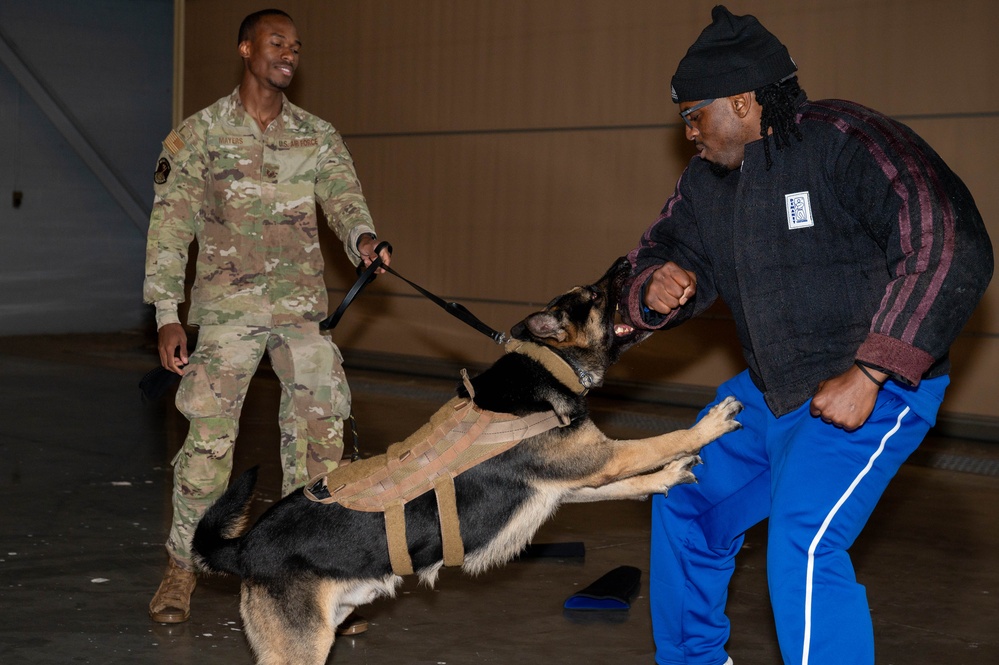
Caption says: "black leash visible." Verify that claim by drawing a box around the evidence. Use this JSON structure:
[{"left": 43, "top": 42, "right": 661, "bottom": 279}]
[
  {"left": 320, "top": 241, "right": 508, "bottom": 345},
  {"left": 319, "top": 254, "right": 383, "bottom": 331}
]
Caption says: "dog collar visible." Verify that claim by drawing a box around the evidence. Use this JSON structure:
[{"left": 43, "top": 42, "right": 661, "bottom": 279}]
[{"left": 504, "top": 339, "right": 594, "bottom": 395}]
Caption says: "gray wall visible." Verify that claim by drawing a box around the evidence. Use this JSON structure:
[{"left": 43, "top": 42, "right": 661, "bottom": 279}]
[{"left": 0, "top": 0, "right": 173, "bottom": 335}]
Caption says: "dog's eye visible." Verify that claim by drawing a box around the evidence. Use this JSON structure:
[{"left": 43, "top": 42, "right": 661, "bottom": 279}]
[{"left": 588, "top": 287, "right": 601, "bottom": 301}]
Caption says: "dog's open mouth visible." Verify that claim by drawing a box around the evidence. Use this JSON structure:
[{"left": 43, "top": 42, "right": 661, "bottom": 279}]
[
  {"left": 614, "top": 323, "right": 634, "bottom": 337},
  {"left": 610, "top": 301, "right": 650, "bottom": 353},
  {"left": 612, "top": 303, "right": 635, "bottom": 338}
]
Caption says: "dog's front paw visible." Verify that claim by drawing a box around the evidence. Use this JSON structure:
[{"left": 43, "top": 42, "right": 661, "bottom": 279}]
[
  {"left": 715, "top": 395, "right": 743, "bottom": 423},
  {"left": 657, "top": 454, "right": 703, "bottom": 489},
  {"left": 694, "top": 396, "right": 743, "bottom": 440},
  {"left": 675, "top": 453, "right": 703, "bottom": 486}
]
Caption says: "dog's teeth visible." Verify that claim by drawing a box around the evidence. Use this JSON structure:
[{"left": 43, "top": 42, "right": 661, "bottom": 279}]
[{"left": 614, "top": 324, "right": 633, "bottom": 336}]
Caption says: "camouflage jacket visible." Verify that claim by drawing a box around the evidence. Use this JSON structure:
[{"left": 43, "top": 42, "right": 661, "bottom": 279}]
[{"left": 143, "top": 88, "right": 376, "bottom": 328}]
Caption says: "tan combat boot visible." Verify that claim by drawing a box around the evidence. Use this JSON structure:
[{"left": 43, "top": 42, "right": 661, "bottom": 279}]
[{"left": 149, "top": 557, "right": 197, "bottom": 623}]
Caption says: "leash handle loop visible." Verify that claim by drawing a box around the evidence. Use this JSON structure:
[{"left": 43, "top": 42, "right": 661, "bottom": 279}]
[
  {"left": 320, "top": 256, "right": 382, "bottom": 330},
  {"left": 320, "top": 241, "right": 394, "bottom": 331}
]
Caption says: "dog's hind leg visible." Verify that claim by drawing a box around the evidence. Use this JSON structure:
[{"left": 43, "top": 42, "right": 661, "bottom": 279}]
[{"left": 240, "top": 580, "right": 336, "bottom": 665}]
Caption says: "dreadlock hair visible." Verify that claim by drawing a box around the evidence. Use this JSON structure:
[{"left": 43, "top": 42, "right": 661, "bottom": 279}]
[
  {"left": 754, "top": 75, "right": 805, "bottom": 170},
  {"left": 238, "top": 9, "right": 293, "bottom": 45}
]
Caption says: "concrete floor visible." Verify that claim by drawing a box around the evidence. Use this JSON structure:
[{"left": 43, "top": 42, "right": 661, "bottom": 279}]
[{"left": 1, "top": 331, "right": 997, "bottom": 665}]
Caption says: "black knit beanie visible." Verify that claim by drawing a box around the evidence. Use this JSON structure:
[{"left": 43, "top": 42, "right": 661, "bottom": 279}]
[{"left": 671, "top": 5, "right": 797, "bottom": 103}]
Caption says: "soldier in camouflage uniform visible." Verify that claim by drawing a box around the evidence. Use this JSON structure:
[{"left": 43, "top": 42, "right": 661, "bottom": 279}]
[{"left": 144, "top": 9, "right": 390, "bottom": 627}]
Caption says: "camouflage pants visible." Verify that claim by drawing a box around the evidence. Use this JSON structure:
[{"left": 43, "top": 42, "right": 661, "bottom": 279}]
[{"left": 165, "top": 323, "right": 351, "bottom": 567}]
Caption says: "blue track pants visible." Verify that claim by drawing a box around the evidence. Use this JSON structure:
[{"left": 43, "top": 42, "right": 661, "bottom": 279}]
[{"left": 650, "top": 370, "right": 947, "bottom": 665}]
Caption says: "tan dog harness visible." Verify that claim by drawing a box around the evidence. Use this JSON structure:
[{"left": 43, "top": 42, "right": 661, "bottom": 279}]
[{"left": 304, "top": 342, "right": 585, "bottom": 576}]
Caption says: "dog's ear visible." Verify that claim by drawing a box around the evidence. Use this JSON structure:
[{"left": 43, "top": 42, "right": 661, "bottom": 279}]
[{"left": 523, "top": 312, "right": 567, "bottom": 342}]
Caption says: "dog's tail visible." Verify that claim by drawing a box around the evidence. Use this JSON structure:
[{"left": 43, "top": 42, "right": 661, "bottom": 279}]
[{"left": 191, "top": 466, "right": 258, "bottom": 578}]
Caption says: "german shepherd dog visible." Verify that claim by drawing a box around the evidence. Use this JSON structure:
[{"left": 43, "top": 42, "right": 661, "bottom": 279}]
[{"left": 193, "top": 257, "right": 742, "bottom": 665}]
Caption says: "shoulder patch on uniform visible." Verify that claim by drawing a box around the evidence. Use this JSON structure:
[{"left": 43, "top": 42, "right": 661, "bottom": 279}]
[
  {"left": 163, "top": 129, "right": 186, "bottom": 156},
  {"left": 154, "top": 157, "right": 171, "bottom": 185}
]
